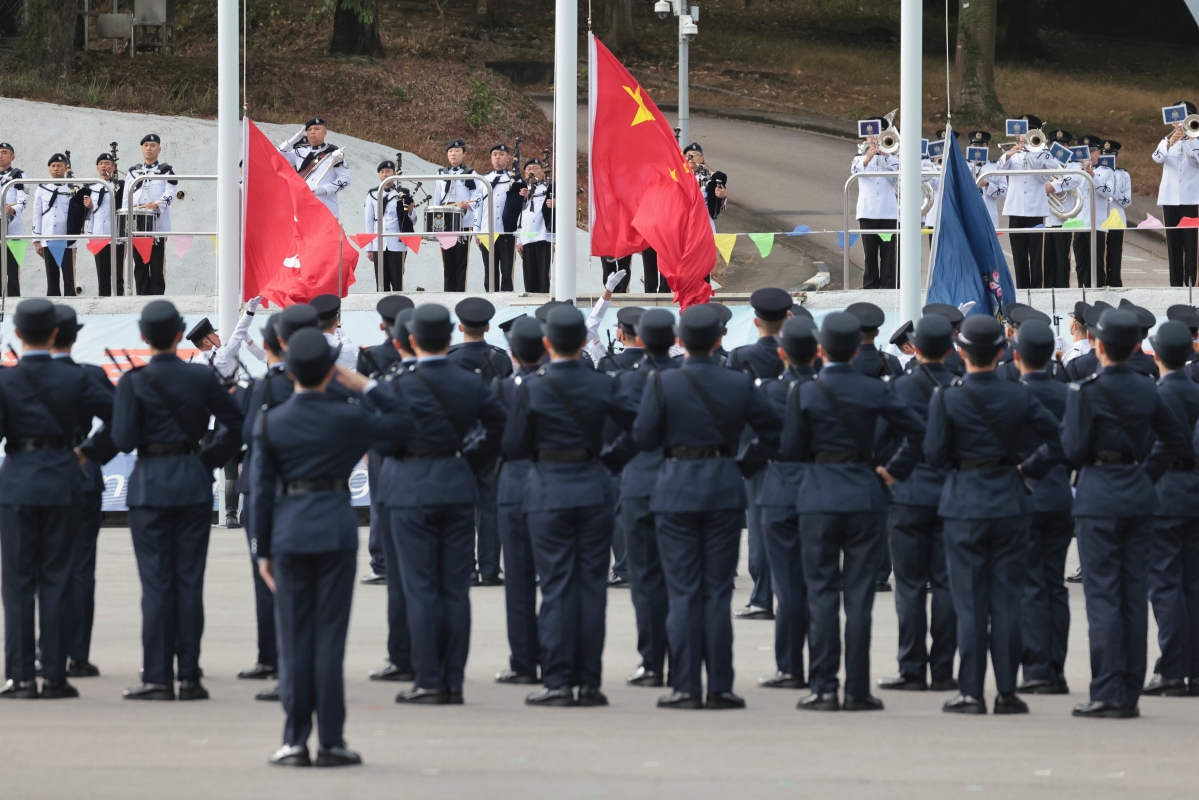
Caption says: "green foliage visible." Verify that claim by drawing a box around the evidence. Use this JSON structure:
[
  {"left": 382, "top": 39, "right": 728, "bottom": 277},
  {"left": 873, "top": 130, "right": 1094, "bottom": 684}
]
[
  {"left": 392, "top": 85, "right": 413, "bottom": 103},
  {"left": 17, "top": 0, "right": 75, "bottom": 80},
  {"left": 465, "top": 78, "right": 501, "bottom": 131}
]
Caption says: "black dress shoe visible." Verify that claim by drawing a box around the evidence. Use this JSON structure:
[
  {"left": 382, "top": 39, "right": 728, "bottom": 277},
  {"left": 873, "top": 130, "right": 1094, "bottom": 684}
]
[
  {"left": 797, "top": 692, "right": 840, "bottom": 711},
  {"left": 843, "top": 694, "right": 884, "bottom": 711},
  {"left": 577, "top": 686, "right": 609, "bottom": 706},
  {"left": 178, "top": 680, "right": 209, "bottom": 701},
  {"left": 877, "top": 675, "right": 927, "bottom": 691},
  {"left": 447, "top": 690, "right": 464, "bottom": 705},
  {"left": 994, "top": 692, "right": 1029, "bottom": 714},
  {"left": 1065, "top": 567, "right": 1083, "bottom": 584},
  {"left": 269, "top": 745, "right": 311, "bottom": 767},
  {"left": 396, "top": 688, "right": 449, "bottom": 705},
  {"left": 256, "top": 684, "right": 280, "bottom": 701},
  {"left": 525, "top": 686, "right": 576, "bottom": 707},
  {"left": 607, "top": 573, "right": 629, "bottom": 587},
  {"left": 1143, "top": 674, "right": 1188, "bottom": 697},
  {"left": 759, "top": 672, "right": 807, "bottom": 689},
  {"left": 657, "top": 691, "right": 703, "bottom": 709},
  {"left": 496, "top": 669, "right": 540, "bottom": 685},
  {"left": 238, "top": 663, "right": 278, "bottom": 680},
  {"left": 627, "top": 667, "right": 664, "bottom": 687},
  {"left": 225, "top": 514, "right": 241, "bottom": 529},
  {"left": 706, "top": 692, "right": 746, "bottom": 709},
  {"left": 477, "top": 575, "right": 504, "bottom": 587},
  {"left": 370, "top": 663, "right": 416, "bottom": 682},
  {"left": 316, "top": 745, "right": 363, "bottom": 767},
  {"left": 67, "top": 660, "right": 100, "bottom": 678},
  {"left": 40, "top": 680, "right": 80, "bottom": 699},
  {"left": 942, "top": 694, "right": 987, "bottom": 714},
  {"left": 929, "top": 678, "right": 960, "bottom": 692},
  {"left": 1190, "top": 679, "right": 1199, "bottom": 697},
  {"left": 123, "top": 683, "right": 174, "bottom": 701},
  {"left": 1017, "top": 678, "right": 1068, "bottom": 695},
  {"left": 1073, "top": 700, "right": 1139, "bottom": 718},
  {"left": 873, "top": 580, "right": 893, "bottom": 592},
  {"left": 360, "top": 572, "right": 387, "bottom": 586},
  {"left": 0, "top": 679, "right": 39, "bottom": 699},
  {"left": 733, "top": 605, "right": 774, "bottom": 620}
]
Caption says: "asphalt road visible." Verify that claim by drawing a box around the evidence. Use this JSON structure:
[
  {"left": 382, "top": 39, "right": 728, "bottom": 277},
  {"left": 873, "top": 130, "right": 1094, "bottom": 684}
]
[{"left": 2, "top": 526, "right": 1197, "bottom": 799}]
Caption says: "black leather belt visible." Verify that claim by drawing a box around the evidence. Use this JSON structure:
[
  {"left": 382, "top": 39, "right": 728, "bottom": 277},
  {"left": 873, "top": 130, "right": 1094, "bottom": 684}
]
[
  {"left": 5, "top": 436, "right": 72, "bottom": 454},
  {"left": 402, "top": 448, "right": 461, "bottom": 460},
  {"left": 1090, "top": 450, "right": 1138, "bottom": 466},
  {"left": 534, "top": 448, "right": 595, "bottom": 463},
  {"left": 813, "top": 451, "right": 866, "bottom": 464},
  {"left": 666, "top": 445, "right": 729, "bottom": 460},
  {"left": 284, "top": 478, "right": 350, "bottom": 496},
  {"left": 956, "top": 457, "right": 1015, "bottom": 471},
  {"left": 1169, "top": 458, "right": 1196, "bottom": 472},
  {"left": 141, "top": 442, "right": 197, "bottom": 457}
]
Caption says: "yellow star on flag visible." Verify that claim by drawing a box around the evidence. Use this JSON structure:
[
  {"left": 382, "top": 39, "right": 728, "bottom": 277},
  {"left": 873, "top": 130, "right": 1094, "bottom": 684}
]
[
  {"left": 622, "top": 85, "right": 655, "bottom": 126},
  {"left": 669, "top": 168, "right": 678, "bottom": 182}
]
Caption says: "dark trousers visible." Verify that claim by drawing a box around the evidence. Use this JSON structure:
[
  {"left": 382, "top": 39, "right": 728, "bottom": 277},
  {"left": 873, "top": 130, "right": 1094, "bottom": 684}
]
[
  {"left": 244, "top": 526, "right": 277, "bottom": 669},
  {"left": 480, "top": 235, "right": 515, "bottom": 291},
  {"left": 378, "top": 501, "right": 412, "bottom": 672},
  {"left": 390, "top": 503, "right": 474, "bottom": 692},
  {"left": 1105, "top": 229, "right": 1124, "bottom": 287},
  {"left": 441, "top": 240, "right": 469, "bottom": 292},
  {"left": 133, "top": 239, "right": 166, "bottom": 295},
  {"left": 1, "top": 502, "right": 78, "bottom": 682},
  {"left": 128, "top": 503, "right": 211, "bottom": 685},
  {"left": 1148, "top": 516, "right": 1199, "bottom": 681},
  {"left": 498, "top": 500, "right": 540, "bottom": 677},
  {"left": 641, "top": 247, "right": 670, "bottom": 293},
  {"left": 275, "top": 549, "right": 355, "bottom": 749},
  {"left": 622, "top": 494, "right": 668, "bottom": 675},
  {"left": 889, "top": 504, "right": 956, "bottom": 684},
  {"left": 1042, "top": 228, "right": 1072, "bottom": 288},
  {"left": 859, "top": 218, "right": 897, "bottom": 289},
  {"left": 94, "top": 244, "right": 125, "bottom": 296},
  {"left": 1022, "top": 511, "right": 1072, "bottom": 685},
  {"left": 67, "top": 491, "right": 103, "bottom": 665},
  {"left": 943, "top": 516, "right": 1028, "bottom": 698},
  {"left": 601, "top": 255, "right": 632, "bottom": 293},
  {"left": 521, "top": 241, "right": 552, "bottom": 293},
  {"left": 365, "top": 456, "right": 386, "bottom": 576},
  {"left": 801, "top": 512, "right": 882, "bottom": 697},
  {"left": 3, "top": 246, "right": 19, "bottom": 296},
  {"left": 1009, "top": 216, "right": 1045, "bottom": 289},
  {"left": 1164, "top": 204, "right": 1199, "bottom": 286},
  {"left": 1072, "top": 231, "right": 1108, "bottom": 288},
  {"left": 375, "top": 250, "right": 404, "bottom": 292},
  {"left": 475, "top": 464, "right": 501, "bottom": 581},
  {"left": 874, "top": 529, "right": 893, "bottom": 585},
  {"left": 610, "top": 474, "right": 628, "bottom": 582},
  {"left": 744, "top": 472, "right": 771, "bottom": 611},
  {"left": 223, "top": 453, "right": 240, "bottom": 520},
  {"left": 655, "top": 509, "right": 742, "bottom": 696},
  {"left": 1076, "top": 515, "right": 1151, "bottom": 705},
  {"left": 761, "top": 504, "right": 807, "bottom": 679},
  {"left": 527, "top": 503, "right": 613, "bottom": 690},
  {"left": 43, "top": 248, "right": 76, "bottom": 296}
]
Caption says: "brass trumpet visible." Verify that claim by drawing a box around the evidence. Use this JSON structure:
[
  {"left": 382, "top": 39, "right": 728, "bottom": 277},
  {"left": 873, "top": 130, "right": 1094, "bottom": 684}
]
[{"left": 1181, "top": 114, "right": 1199, "bottom": 139}]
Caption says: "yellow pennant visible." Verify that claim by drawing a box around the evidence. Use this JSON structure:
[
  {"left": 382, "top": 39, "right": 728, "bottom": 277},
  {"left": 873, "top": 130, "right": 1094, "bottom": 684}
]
[
  {"left": 714, "top": 233, "right": 737, "bottom": 264},
  {"left": 1100, "top": 208, "right": 1126, "bottom": 230},
  {"left": 210, "top": 235, "right": 218, "bottom": 256}
]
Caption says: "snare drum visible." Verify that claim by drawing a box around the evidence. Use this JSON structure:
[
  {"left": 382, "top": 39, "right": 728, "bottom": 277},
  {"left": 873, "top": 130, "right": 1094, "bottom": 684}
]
[
  {"left": 424, "top": 205, "right": 464, "bottom": 235},
  {"left": 116, "top": 208, "right": 157, "bottom": 237}
]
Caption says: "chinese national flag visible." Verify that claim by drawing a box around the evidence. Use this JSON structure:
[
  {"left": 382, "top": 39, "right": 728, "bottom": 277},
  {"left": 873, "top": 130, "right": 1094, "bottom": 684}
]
[
  {"left": 242, "top": 118, "right": 356, "bottom": 307},
  {"left": 588, "top": 34, "right": 716, "bottom": 308}
]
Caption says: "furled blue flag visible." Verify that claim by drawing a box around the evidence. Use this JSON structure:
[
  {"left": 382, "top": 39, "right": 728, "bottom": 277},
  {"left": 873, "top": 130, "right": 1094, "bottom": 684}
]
[{"left": 925, "top": 125, "right": 1015, "bottom": 319}]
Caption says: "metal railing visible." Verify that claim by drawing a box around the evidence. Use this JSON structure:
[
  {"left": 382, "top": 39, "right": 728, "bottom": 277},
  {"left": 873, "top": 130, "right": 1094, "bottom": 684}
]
[{"left": 123, "top": 173, "right": 217, "bottom": 295}]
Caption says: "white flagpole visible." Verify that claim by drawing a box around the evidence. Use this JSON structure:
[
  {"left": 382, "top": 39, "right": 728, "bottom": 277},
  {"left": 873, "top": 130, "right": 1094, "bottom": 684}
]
[
  {"left": 898, "top": 0, "right": 922, "bottom": 323},
  {"left": 552, "top": 0, "right": 577, "bottom": 302},
  {"left": 217, "top": 0, "right": 240, "bottom": 336}
]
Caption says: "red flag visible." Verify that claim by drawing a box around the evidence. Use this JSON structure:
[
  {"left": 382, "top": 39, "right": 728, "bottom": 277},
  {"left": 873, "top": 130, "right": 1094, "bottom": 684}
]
[
  {"left": 243, "top": 119, "right": 356, "bottom": 307},
  {"left": 588, "top": 34, "right": 716, "bottom": 308}
]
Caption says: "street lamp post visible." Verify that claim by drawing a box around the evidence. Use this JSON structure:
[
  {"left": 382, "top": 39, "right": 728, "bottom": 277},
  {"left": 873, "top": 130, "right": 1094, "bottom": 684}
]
[{"left": 654, "top": 0, "right": 699, "bottom": 148}]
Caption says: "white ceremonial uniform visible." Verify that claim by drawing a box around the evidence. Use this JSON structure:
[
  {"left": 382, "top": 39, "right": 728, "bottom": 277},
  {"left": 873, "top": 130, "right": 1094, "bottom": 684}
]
[
  {"left": 203, "top": 305, "right": 265, "bottom": 380},
  {"left": 30, "top": 184, "right": 73, "bottom": 247},
  {"left": 125, "top": 161, "right": 177, "bottom": 233},
  {"left": 433, "top": 165, "right": 483, "bottom": 229},
  {"left": 1043, "top": 163, "right": 1084, "bottom": 230},
  {"left": 363, "top": 187, "right": 414, "bottom": 253},
  {"left": 1062, "top": 338, "right": 1091, "bottom": 365},
  {"left": 84, "top": 180, "right": 120, "bottom": 237},
  {"left": 1110, "top": 168, "right": 1132, "bottom": 225},
  {"left": 1090, "top": 165, "right": 1117, "bottom": 225},
  {"left": 922, "top": 157, "right": 941, "bottom": 226},
  {"left": 0, "top": 166, "right": 28, "bottom": 235},
  {"left": 978, "top": 162, "right": 1007, "bottom": 230},
  {"left": 278, "top": 141, "right": 351, "bottom": 219},
  {"left": 996, "top": 148, "right": 1057, "bottom": 218},
  {"left": 519, "top": 184, "right": 553, "bottom": 243},
  {"left": 851, "top": 152, "right": 899, "bottom": 219},
  {"left": 478, "top": 169, "right": 518, "bottom": 237},
  {"left": 1153, "top": 137, "right": 1199, "bottom": 206},
  {"left": 324, "top": 328, "right": 359, "bottom": 373}
]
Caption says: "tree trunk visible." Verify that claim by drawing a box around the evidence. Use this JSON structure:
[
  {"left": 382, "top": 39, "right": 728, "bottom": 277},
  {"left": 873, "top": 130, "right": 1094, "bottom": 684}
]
[
  {"left": 476, "top": 0, "right": 499, "bottom": 28},
  {"left": 953, "top": 0, "right": 1004, "bottom": 122},
  {"left": 1000, "top": 0, "right": 1043, "bottom": 59},
  {"left": 602, "top": 0, "right": 639, "bottom": 56},
  {"left": 18, "top": 0, "right": 76, "bottom": 80},
  {"left": 329, "top": 0, "right": 385, "bottom": 57}
]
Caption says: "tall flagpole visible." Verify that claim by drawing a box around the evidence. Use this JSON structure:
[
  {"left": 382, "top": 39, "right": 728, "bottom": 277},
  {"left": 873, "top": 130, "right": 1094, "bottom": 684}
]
[
  {"left": 217, "top": 0, "right": 241, "bottom": 336},
  {"left": 552, "top": 0, "right": 577, "bottom": 302},
  {"left": 898, "top": 0, "right": 922, "bottom": 324}
]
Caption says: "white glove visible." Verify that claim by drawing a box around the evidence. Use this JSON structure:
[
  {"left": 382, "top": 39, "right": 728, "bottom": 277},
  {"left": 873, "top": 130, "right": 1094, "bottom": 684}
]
[
  {"left": 284, "top": 127, "right": 306, "bottom": 147},
  {"left": 957, "top": 301, "right": 976, "bottom": 315},
  {"left": 247, "top": 295, "right": 262, "bottom": 314},
  {"left": 605, "top": 269, "right": 627, "bottom": 293}
]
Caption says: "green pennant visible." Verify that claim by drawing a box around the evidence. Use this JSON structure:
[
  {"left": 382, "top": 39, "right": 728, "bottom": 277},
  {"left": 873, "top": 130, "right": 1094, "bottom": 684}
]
[
  {"left": 878, "top": 232, "right": 893, "bottom": 242},
  {"left": 6, "top": 239, "right": 27, "bottom": 263},
  {"left": 747, "top": 232, "right": 775, "bottom": 258},
  {"left": 1061, "top": 218, "right": 1087, "bottom": 229}
]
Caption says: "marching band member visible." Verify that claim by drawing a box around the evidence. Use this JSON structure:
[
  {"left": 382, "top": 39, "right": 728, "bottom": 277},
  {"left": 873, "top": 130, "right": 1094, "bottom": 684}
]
[
  {"left": 517, "top": 159, "right": 554, "bottom": 294},
  {"left": 1103, "top": 140, "right": 1131, "bottom": 287},
  {"left": 997, "top": 114, "right": 1057, "bottom": 289},
  {"left": 31, "top": 153, "right": 76, "bottom": 297},
  {"left": 921, "top": 144, "right": 940, "bottom": 231},
  {"left": 1154, "top": 100, "right": 1199, "bottom": 287},
  {"left": 478, "top": 143, "right": 523, "bottom": 292},
  {"left": 0, "top": 142, "right": 27, "bottom": 296},
  {"left": 81, "top": 153, "right": 125, "bottom": 296},
  {"left": 126, "top": 134, "right": 177, "bottom": 295},
  {"left": 967, "top": 131, "right": 1006, "bottom": 230},
  {"left": 279, "top": 118, "right": 351, "bottom": 220},
  {"left": 851, "top": 116, "right": 900, "bottom": 289},
  {"left": 435, "top": 139, "right": 483, "bottom": 292},
  {"left": 363, "top": 160, "right": 415, "bottom": 292},
  {"left": 1039, "top": 129, "right": 1075, "bottom": 289},
  {"left": 1070, "top": 135, "right": 1116, "bottom": 288}
]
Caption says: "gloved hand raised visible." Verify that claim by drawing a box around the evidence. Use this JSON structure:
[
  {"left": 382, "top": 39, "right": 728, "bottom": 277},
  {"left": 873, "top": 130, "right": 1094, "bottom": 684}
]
[{"left": 605, "top": 269, "right": 628, "bottom": 293}]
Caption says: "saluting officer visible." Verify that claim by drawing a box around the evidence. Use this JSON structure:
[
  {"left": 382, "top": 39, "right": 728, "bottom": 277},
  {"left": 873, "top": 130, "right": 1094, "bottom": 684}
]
[
  {"left": 594, "top": 307, "right": 646, "bottom": 375},
  {"left": 114, "top": 300, "right": 244, "bottom": 701},
  {"left": 126, "top": 134, "right": 177, "bottom": 295},
  {"left": 0, "top": 142, "right": 27, "bottom": 296},
  {"left": 364, "top": 161, "right": 416, "bottom": 292},
  {"left": 279, "top": 118, "right": 351, "bottom": 220},
  {"left": 633, "top": 304, "right": 782, "bottom": 710},
  {"left": 0, "top": 299, "right": 113, "bottom": 700}
]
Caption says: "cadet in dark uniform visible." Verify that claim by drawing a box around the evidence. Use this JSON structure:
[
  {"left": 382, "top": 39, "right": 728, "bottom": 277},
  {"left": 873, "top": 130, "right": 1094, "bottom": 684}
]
[
  {"left": 252, "top": 328, "right": 409, "bottom": 768},
  {"left": 783, "top": 313, "right": 924, "bottom": 712},
  {"left": 925, "top": 315, "right": 1063, "bottom": 715},
  {"left": 594, "top": 306, "right": 645, "bottom": 375},
  {"left": 358, "top": 294, "right": 415, "bottom": 586},
  {"left": 114, "top": 300, "right": 244, "bottom": 701},
  {"left": 1062, "top": 308, "right": 1191, "bottom": 718},
  {"left": 494, "top": 317, "right": 547, "bottom": 685},
  {"left": 727, "top": 287, "right": 791, "bottom": 621},
  {"left": 0, "top": 300, "right": 113, "bottom": 700},
  {"left": 711, "top": 303, "right": 733, "bottom": 365},
  {"left": 921, "top": 303, "right": 966, "bottom": 376},
  {"left": 1164, "top": 305, "right": 1199, "bottom": 383},
  {"left": 504, "top": 306, "right": 637, "bottom": 707},
  {"left": 1065, "top": 301, "right": 1113, "bottom": 382},
  {"left": 756, "top": 317, "right": 819, "bottom": 690},
  {"left": 50, "top": 306, "right": 118, "bottom": 680},
  {"left": 875, "top": 315, "right": 958, "bottom": 693},
  {"left": 448, "top": 296, "right": 512, "bottom": 586},
  {"left": 1142, "top": 321, "right": 1199, "bottom": 697},
  {"left": 997, "top": 306, "right": 1068, "bottom": 383},
  {"left": 1118, "top": 300, "right": 1161, "bottom": 379},
  {"left": 384, "top": 304, "right": 506, "bottom": 704},
  {"left": 1012, "top": 320, "right": 1074, "bottom": 696},
  {"left": 635, "top": 304, "right": 783, "bottom": 710}
]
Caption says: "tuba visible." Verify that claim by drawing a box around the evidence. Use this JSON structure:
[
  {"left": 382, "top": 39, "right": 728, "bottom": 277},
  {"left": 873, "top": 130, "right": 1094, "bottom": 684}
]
[{"left": 1048, "top": 184, "right": 1084, "bottom": 220}]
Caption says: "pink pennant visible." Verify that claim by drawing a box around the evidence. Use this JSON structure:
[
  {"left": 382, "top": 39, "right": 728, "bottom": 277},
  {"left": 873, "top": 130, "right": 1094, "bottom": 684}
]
[
  {"left": 399, "top": 235, "right": 422, "bottom": 255},
  {"left": 172, "top": 235, "right": 194, "bottom": 259},
  {"left": 86, "top": 239, "right": 108, "bottom": 256},
  {"left": 132, "top": 237, "right": 154, "bottom": 263},
  {"left": 1137, "top": 213, "right": 1165, "bottom": 229},
  {"left": 435, "top": 233, "right": 459, "bottom": 251},
  {"left": 350, "top": 233, "right": 377, "bottom": 249}
]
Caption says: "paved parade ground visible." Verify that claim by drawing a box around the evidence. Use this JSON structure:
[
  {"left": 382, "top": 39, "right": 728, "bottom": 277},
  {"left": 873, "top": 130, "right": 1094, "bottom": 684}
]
[{"left": 3, "top": 526, "right": 1199, "bottom": 799}]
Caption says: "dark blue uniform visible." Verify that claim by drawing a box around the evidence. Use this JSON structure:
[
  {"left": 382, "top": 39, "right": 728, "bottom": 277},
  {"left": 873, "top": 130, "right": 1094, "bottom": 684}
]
[
  {"left": 634, "top": 356, "right": 782, "bottom": 698},
  {"left": 1062, "top": 365, "right": 1191, "bottom": 707},
  {"left": 1066, "top": 349, "right": 1099, "bottom": 382},
  {"left": 504, "top": 360, "right": 636, "bottom": 692},
  {"left": 376, "top": 357, "right": 417, "bottom": 677},
  {"left": 851, "top": 342, "right": 902, "bottom": 379},
  {"left": 595, "top": 345, "right": 645, "bottom": 585},
  {"left": 0, "top": 352, "right": 113, "bottom": 686},
  {"left": 925, "top": 372, "right": 1062, "bottom": 701},
  {"left": 251, "top": 382, "right": 407, "bottom": 750},
  {"left": 357, "top": 339, "right": 402, "bottom": 578},
  {"left": 782, "top": 363, "right": 924, "bottom": 701},
  {"left": 112, "top": 353, "right": 244, "bottom": 688}
]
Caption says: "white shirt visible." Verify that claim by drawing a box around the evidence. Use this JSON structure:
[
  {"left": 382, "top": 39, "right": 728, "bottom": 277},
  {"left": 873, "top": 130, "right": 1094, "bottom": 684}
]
[
  {"left": 996, "top": 148, "right": 1057, "bottom": 218},
  {"left": 1110, "top": 168, "right": 1132, "bottom": 224},
  {"left": 278, "top": 142, "right": 351, "bottom": 219},
  {"left": 0, "top": 166, "right": 28, "bottom": 235},
  {"left": 433, "top": 165, "right": 484, "bottom": 230},
  {"left": 851, "top": 152, "right": 899, "bottom": 220},
  {"left": 977, "top": 162, "right": 1006, "bottom": 230},
  {"left": 518, "top": 184, "right": 553, "bottom": 244},
  {"left": 1152, "top": 137, "right": 1199, "bottom": 206},
  {"left": 30, "top": 184, "right": 73, "bottom": 247},
  {"left": 477, "top": 170, "right": 520, "bottom": 235},
  {"left": 324, "top": 328, "right": 358, "bottom": 373},
  {"left": 363, "top": 187, "right": 415, "bottom": 252},
  {"left": 84, "top": 180, "right": 121, "bottom": 237},
  {"left": 1062, "top": 338, "right": 1091, "bottom": 365},
  {"left": 126, "top": 161, "right": 177, "bottom": 232}
]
